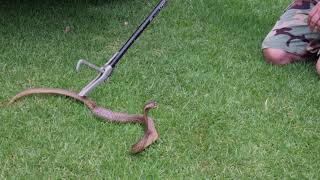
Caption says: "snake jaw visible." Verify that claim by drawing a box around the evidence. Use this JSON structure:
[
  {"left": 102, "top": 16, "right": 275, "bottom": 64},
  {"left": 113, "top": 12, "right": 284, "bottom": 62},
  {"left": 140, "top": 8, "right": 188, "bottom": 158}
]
[
  {"left": 154, "top": 102, "right": 158, "bottom": 109},
  {"left": 152, "top": 103, "right": 158, "bottom": 110},
  {"left": 144, "top": 101, "right": 158, "bottom": 111}
]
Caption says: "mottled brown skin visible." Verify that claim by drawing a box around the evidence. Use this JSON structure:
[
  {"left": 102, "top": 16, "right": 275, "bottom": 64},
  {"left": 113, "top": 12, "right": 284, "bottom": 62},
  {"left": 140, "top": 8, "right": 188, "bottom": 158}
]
[{"left": 8, "top": 88, "right": 158, "bottom": 154}]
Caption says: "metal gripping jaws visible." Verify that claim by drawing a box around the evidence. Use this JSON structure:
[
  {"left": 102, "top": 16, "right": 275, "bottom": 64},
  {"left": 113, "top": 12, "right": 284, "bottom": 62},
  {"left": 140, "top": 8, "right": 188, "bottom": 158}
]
[{"left": 76, "top": 53, "right": 118, "bottom": 97}]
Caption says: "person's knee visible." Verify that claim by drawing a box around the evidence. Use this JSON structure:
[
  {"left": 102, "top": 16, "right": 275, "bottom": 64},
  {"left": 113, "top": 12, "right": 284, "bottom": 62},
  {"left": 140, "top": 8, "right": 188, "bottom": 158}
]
[{"left": 262, "top": 48, "right": 298, "bottom": 65}]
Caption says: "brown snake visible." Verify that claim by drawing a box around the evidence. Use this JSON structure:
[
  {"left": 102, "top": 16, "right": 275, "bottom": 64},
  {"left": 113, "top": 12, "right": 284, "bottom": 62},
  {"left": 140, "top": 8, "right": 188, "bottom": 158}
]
[{"left": 7, "top": 88, "right": 158, "bottom": 154}]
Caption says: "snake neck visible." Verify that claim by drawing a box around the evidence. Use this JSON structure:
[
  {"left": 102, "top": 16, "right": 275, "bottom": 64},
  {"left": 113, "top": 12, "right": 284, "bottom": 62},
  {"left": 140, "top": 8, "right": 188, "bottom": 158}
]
[{"left": 143, "top": 107, "right": 153, "bottom": 131}]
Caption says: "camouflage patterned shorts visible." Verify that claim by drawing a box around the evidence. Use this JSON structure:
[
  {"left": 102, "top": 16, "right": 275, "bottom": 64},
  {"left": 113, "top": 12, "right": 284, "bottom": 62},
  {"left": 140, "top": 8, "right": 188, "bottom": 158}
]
[{"left": 262, "top": 0, "right": 320, "bottom": 57}]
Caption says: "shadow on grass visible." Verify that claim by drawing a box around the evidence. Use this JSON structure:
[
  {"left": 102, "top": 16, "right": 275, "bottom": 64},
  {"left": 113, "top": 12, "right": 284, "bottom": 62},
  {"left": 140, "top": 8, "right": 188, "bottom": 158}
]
[
  {"left": 0, "top": 0, "right": 130, "bottom": 7},
  {"left": 0, "top": 0, "right": 160, "bottom": 52},
  {"left": 0, "top": 0, "right": 148, "bottom": 33}
]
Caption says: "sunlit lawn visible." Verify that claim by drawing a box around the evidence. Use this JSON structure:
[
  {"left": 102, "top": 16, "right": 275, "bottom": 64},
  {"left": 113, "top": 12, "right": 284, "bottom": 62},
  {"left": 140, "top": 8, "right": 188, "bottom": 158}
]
[{"left": 1, "top": 0, "right": 319, "bottom": 178}]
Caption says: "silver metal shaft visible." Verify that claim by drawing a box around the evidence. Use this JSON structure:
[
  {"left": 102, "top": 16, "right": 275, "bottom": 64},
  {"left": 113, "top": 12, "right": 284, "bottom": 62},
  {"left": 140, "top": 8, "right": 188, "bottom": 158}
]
[{"left": 78, "top": 65, "right": 113, "bottom": 97}]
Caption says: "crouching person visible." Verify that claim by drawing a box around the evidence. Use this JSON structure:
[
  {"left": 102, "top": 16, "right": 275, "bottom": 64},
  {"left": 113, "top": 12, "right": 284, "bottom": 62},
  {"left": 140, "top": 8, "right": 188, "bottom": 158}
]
[{"left": 262, "top": 0, "right": 320, "bottom": 74}]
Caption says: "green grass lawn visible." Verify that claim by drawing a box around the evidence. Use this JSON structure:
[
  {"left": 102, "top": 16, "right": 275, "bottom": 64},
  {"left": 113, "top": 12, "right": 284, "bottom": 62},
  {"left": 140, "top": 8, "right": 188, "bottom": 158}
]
[{"left": 1, "top": 0, "right": 320, "bottom": 178}]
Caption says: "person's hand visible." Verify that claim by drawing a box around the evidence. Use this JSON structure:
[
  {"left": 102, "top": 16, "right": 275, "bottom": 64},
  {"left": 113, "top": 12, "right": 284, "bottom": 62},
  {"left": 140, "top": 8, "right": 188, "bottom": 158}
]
[{"left": 308, "top": 3, "right": 320, "bottom": 32}]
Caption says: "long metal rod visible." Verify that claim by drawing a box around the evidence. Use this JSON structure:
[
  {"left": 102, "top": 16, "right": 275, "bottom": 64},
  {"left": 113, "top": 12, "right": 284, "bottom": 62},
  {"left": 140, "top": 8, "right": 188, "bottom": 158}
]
[
  {"left": 76, "top": 0, "right": 168, "bottom": 96},
  {"left": 109, "top": 0, "right": 167, "bottom": 68}
]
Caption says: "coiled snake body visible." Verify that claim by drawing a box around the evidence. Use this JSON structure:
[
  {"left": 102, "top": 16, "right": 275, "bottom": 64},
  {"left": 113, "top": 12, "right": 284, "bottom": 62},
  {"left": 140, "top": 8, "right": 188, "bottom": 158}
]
[{"left": 7, "top": 88, "right": 158, "bottom": 154}]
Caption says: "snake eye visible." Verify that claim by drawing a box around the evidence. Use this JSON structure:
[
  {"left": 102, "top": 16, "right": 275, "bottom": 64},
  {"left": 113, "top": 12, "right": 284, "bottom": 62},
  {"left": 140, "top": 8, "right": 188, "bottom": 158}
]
[
  {"left": 153, "top": 101, "right": 158, "bottom": 108},
  {"left": 145, "top": 100, "right": 157, "bottom": 109}
]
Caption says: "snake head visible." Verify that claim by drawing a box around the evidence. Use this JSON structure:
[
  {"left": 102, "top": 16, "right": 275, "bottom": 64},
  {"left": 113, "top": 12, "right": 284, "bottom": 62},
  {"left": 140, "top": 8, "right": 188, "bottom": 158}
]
[{"left": 144, "top": 100, "right": 158, "bottom": 111}]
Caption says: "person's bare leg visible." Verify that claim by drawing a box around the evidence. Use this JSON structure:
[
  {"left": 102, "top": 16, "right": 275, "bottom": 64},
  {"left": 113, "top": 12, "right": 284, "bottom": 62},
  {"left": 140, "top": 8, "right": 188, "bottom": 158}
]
[
  {"left": 264, "top": 48, "right": 320, "bottom": 76},
  {"left": 263, "top": 48, "right": 304, "bottom": 65},
  {"left": 316, "top": 57, "right": 320, "bottom": 75}
]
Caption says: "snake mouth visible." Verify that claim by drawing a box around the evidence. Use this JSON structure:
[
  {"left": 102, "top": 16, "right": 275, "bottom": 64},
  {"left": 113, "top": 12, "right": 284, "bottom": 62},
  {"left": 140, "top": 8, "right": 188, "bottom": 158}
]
[{"left": 153, "top": 102, "right": 158, "bottom": 108}]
